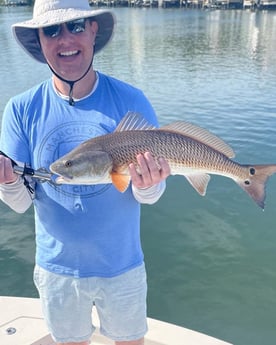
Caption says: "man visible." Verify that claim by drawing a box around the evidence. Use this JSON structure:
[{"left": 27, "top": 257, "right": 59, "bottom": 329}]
[{"left": 0, "top": 0, "right": 170, "bottom": 344}]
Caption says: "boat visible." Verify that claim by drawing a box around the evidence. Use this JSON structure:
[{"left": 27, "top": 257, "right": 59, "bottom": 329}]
[{"left": 0, "top": 296, "right": 233, "bottom": 345}]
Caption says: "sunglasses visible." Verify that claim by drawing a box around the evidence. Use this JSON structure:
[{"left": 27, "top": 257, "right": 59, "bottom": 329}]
[{"left": 42, "top": 19, "right": 87, "bottom": 38}]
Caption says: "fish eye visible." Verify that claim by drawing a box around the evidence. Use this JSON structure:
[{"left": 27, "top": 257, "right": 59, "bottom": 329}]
[
  {"left": 250, "top": 167, "right": 255, "bottom": 175},
  {"left": 65, "top": 160, "right": 73, "bottom": 167}
]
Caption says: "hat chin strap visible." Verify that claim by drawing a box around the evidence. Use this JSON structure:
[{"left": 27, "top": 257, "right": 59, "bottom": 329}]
[{"left": 48, "top": 56, "right": 94, "bottom": 106}]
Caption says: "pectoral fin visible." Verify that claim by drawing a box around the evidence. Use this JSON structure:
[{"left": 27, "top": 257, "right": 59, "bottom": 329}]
[
  {"left": 111, "top": 172, "right": 131, "bottom": 192},
  {"left": 185, "top": 173, "right": 211, "bottom": 196}
]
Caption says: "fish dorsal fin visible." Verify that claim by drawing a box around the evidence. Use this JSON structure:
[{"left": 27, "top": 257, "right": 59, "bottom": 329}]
[
  {"left": 161, "top": 121, "right": 235, "bottom": 158},
  {"left": 115, "top": 112, "right": 156, "bottom": 132}
]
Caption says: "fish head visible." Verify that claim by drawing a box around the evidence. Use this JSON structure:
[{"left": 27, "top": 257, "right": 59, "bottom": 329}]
[{"left": 50, "top": 150, "right": 113, "bottom": 185}]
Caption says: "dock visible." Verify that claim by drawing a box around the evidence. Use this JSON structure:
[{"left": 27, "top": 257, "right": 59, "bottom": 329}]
[
  {"left": 88, "top": 0, "right": 276, "bottom": 8},
  {"left": 1, "top": 0, "right": 276, "bottom": 11}
]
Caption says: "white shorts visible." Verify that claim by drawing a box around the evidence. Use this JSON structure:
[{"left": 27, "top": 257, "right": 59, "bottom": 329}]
[{"left": 33, "top": 263, "right": 148, "bottom": 343}]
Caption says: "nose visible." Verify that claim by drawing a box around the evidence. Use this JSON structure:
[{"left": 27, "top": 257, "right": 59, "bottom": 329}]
[{"left": 57, "top": 24, "right": 74, "bottom": 41}]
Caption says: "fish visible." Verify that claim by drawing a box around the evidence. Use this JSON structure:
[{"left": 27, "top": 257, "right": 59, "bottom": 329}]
[{"left": 50, "top": 112, "right": 276, "bottom": 209}]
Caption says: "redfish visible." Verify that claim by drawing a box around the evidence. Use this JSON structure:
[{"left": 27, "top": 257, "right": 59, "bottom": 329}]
[{"left": 50, "top": 112, "right": 276, "bottom": 209}]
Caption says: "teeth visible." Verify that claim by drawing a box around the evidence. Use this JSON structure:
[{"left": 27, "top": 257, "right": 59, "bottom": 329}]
[{"left": 59, "top": 50, "right": 78, "bottom": 56}]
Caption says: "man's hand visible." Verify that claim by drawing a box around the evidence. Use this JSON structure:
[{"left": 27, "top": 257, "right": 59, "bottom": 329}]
[
  {"left": 0, "top": 155, "right": 18, "bottom": 184},
  {"left": 129, "top": 152, "right": 171, "bottom": 189}
]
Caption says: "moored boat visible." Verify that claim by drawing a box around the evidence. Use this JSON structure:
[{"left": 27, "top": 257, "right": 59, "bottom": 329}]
[{"left": 0, "top": 296, "right": 233, "bottom": 345}]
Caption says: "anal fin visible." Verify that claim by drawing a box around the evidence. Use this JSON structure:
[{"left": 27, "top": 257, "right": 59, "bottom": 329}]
[{"left": 185, "top": 173, "right": 211, "bottom": 196}]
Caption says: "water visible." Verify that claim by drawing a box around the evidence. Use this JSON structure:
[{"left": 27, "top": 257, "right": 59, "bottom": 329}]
[{"left": 0, "top": 6, "right": 276, "bottom": 345}]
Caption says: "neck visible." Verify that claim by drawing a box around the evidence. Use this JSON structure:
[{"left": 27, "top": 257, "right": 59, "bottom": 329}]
[{"left": 53, "top": 68, "right": 97, "bottom": 100}]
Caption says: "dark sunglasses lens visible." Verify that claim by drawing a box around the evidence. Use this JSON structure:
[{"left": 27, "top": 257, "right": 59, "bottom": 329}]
[
  {"left": 43, "top": 25, "right": 61, "bottom": 38},
  {"left": 67, "top": 19, "right": 86, "bottom": 34}
]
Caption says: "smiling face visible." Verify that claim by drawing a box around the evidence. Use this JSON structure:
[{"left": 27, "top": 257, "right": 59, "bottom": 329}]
[{"left": 38, "top": 19, "right": 98, "bottom": 87}]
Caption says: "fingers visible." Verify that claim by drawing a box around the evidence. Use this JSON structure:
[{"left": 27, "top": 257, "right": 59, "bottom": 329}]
[
  {"left": 129, "top": 152, "right": 170, "bottom": 189},
  {"left": 158, "top": 156, "right": 171, "bottom": 180},
  {"left": 0, "top": 155, "right": 18, "bottom": 184}
]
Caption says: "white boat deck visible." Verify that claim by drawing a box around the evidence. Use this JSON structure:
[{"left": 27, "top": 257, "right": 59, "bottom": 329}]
[{"left": 0, "top": 296, "right": 233, "bottom": 345}]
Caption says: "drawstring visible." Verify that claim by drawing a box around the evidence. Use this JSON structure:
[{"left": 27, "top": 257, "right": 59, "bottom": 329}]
[
  {"left": 68, "top": 81, "right": 75, "bottom": 106},
  {"left": 47, "top": 56, "right": 94, "bottom": 106}
]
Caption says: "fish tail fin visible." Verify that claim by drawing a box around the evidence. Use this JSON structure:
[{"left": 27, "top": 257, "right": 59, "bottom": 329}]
[{"left": 236, "top": 164, "right": 276, "bottom": 209}]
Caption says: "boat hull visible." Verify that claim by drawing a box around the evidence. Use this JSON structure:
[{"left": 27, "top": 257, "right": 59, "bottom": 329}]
[{"left": 0, "top": 296, "right": 233, "bottom": 345}]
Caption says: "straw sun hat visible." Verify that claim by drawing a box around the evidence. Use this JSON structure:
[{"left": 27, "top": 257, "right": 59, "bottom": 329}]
[{"left": 12, "top": 0, "right": 115, "bottom": 63}]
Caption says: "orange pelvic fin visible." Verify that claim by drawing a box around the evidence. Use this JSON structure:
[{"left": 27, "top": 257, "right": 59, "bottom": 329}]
[{"left": 111, "top": 172, "right": 131, "bottom": 192}]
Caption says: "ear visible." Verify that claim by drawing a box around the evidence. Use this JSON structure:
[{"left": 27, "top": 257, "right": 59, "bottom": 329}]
[{"left": 90, "top": 21, "right": 98, "bottom": 35}]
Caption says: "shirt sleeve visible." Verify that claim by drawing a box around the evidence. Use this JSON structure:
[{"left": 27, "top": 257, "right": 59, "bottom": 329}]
[
  {"left": 0, "top": 95, "right": 34, "bottom": 213},
  {"left": 0, "top": 176, "right": 33, "bottom": 213},
  {"left": 132, "top": 181, "right": 166, "bottom": 205}
]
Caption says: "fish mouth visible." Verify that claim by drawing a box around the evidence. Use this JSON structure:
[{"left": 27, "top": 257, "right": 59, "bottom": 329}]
[
  {"left": 54, "top": 175, "right": 73, "bottom": 184},
  {"left": 50, "top": 166, "right": 73, "bottom": 184}
]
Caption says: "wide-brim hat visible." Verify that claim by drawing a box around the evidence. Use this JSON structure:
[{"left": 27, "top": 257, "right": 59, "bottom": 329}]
[{"left": 12, "top": 0, "right": 115, "bottom": 64}]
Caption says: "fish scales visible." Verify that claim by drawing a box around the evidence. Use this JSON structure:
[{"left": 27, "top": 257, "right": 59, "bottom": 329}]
[
  {"left": 50, "top": 112, "right": 276, "bottom": 209},
  {"left": 93, "top": 130, "right": 241, "bottom": 177}
]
